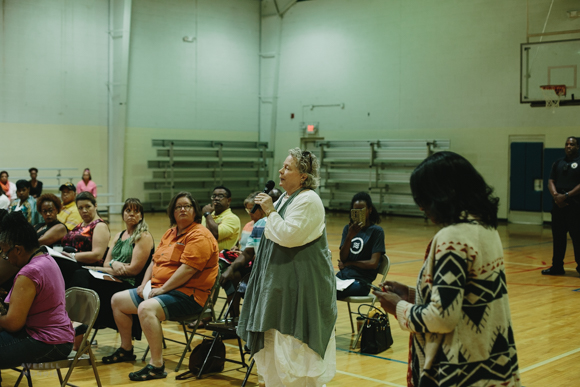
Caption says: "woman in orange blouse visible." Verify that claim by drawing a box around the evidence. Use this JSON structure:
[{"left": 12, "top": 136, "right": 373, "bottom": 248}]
[{"left": 103, "top": 192, "right": 219, "bottom": 381}]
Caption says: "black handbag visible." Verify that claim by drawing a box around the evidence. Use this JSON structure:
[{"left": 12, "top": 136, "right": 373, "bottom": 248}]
[
  {"left": 175, "top": 338, "right": 226, "bottom": 380},
  {"left": 358, "top": 304, "right": 393, "bottom": 354}
]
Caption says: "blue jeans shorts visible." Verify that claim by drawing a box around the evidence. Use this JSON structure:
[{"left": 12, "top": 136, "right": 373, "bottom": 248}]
[{"left": 129, "top": 288, "right": 202, "bottom": 320}]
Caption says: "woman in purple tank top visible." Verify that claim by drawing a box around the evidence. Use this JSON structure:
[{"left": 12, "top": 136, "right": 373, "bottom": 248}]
[{"left": 0, "top": 212, "right": 74, "bottom": 374}]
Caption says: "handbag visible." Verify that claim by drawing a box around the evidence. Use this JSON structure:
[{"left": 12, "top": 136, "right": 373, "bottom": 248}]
[
  {"left": 175, "top": 338, "right": 226, "bottom": 380},
  {"left": 358, "top": 304, "right": 393, "bottom": 354}
]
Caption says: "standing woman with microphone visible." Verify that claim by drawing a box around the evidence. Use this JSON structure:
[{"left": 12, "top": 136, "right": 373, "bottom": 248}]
[{"left": 238, "top": 148, "right": 337, "bottom": 387}]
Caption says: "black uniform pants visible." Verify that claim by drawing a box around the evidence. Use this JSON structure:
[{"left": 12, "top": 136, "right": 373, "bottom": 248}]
[{"left": 551, "top": 202, "right": 580, "bottom": 270}]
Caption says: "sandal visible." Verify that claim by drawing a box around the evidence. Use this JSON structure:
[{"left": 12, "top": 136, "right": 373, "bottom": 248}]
[
  {"left": 102, "top": 347, "right": 136, "bottom": 364},
  {"left": 128, "top": 364, "right": 167, "bottom": 381}
]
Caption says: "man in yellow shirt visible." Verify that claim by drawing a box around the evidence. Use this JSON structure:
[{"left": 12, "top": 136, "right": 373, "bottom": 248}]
[
  {"left": 201, "top": 186, "right": 241, "bottom": 250},
  {"left": 57, "top": 182, "right": 82, "bottom": 230}
]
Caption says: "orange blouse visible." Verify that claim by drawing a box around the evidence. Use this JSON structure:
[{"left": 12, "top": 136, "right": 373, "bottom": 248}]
[{"left": 152, "top": 222, "right": 219, "bottom": 307}]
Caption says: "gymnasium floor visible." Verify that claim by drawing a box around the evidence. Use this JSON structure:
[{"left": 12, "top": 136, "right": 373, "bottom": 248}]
[{"left": 2, "top": 208, "right": 579, "bottom": 386}]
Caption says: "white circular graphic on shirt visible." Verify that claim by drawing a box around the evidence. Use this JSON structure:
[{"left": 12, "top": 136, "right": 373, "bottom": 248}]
[
  {"left": 350, "top": 237, "right": 364, "bottom": 255},
  {"left": 572, "top": 162, "right": 578, "bottom": 169}
]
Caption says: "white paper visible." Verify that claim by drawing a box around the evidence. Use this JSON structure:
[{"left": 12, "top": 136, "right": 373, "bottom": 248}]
[
  {"left": 336, "top": 277, "right": 355, "bottom": 291},
  {"left": 45, "top": 246, "right": 76, "bottom": 262},
  {"left": 143, "top": 280, "right": 152, "bottom": 300},
  {"left": 84, "top": 268, "right": 121, "bottom": 283}
]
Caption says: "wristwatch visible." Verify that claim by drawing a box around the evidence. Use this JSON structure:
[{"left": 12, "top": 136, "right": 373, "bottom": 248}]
[
  {"left": 203, "top": 212, "right": 212, "bottom": 218},
  {"left": 71, "top": 252, "right": 76, "bottom": 260}
]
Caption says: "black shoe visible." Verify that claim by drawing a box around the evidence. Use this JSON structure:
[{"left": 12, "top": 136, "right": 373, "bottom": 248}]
[{"left": 541, "top": 267, "right": 566, "bottom": 276}]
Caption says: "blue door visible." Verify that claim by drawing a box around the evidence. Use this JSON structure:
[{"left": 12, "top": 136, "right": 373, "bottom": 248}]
[{"left": 510, "top": 142, "right": 543, "bottom": 212}]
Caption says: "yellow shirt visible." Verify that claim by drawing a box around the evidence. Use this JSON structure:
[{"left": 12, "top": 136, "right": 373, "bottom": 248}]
[
  {"left": 57, "top": 202, "right": 83, "bottom": 231},
  {"left": 201, "top": 208, "right": 241, "bottom": 250}
]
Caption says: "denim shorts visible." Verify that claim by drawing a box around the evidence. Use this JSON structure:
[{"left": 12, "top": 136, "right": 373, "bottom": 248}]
[{"left": 129, "top": 288, "right": 202, "bottom": 320}]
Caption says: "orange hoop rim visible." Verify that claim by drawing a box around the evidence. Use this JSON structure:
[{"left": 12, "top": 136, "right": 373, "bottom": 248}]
[{"left": 540, "top": 84, "right": 567, "bottom": 97}]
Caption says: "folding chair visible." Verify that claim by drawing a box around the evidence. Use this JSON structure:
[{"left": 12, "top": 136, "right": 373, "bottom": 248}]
[
  {"left": 141, "top": 273, "right": 221, "bottom": 372},
  {"left": 338, "top": 254, "right": 391, "bottom": 349},
  {"left": 197, "top": 274, "right": 250, "bottom": 379},
  {"left": 12, "top": 287, "right": 102, "bottom": 387},
  {"left": 88, "top": 253, "right": 154, "bottom": 344}
]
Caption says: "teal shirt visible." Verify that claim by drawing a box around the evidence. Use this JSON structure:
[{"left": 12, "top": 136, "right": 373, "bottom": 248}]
[{"left": 10, "top": 196, "right": 41, "bottom": 226}]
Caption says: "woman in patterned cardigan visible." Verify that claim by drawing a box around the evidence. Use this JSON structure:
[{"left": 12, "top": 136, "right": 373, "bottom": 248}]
[{"left": 374, "top": 151, "right": 521, "bottom": 387}]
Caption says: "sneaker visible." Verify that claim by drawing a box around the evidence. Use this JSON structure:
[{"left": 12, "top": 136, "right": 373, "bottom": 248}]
[{"left": 541, "top": 267, "right": 566, "bottom": 275}]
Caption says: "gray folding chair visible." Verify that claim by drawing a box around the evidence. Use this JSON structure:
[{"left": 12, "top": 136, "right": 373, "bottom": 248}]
[
  {"left": 338, "top": 254, "right": 391, "bottom": 349},
  {"left": 13, "top": 287, "right": 102, "bottom": 387},
  {"left": 141, "top": 273, "right": 222, "bottom": 372}
]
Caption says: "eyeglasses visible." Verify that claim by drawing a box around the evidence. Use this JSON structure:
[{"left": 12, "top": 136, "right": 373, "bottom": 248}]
[
  {"left": 211, "top": 194, "right": 227, "bottom": 200},
  {"left": 174, "top": 205, "right": 193, "bottom": 212},
  {"left": 41, "top": 209, "right": 56, "bottom": 215},
  {"left": 245, "top": 207, "right": 252, "bottom": 214},
  {"left": 0, "top": 246, "right": 15, "bottom": 260}
]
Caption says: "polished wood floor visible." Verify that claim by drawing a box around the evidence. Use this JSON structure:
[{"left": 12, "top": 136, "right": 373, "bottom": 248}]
[{"left": 3, "top": 209, "right": 580, "bottom": 386}]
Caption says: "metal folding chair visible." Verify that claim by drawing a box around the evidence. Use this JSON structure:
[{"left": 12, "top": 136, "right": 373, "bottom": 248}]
[
  {"left": 338, "top": 254, "right": 391, "bottom": 349},
  {"left": 196, "top": 274, "right": 251, "bottom": 379},
  {"left": 11, "top": 287, "right": 102, "bottom": 387},
  {"left": 141, "top": 273, "right": 221, "bottom": 372}
]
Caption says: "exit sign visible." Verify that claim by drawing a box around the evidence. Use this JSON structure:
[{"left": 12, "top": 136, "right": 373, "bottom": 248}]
[{"left": 300, "top": 122, "right": 319, "bottom": 136}]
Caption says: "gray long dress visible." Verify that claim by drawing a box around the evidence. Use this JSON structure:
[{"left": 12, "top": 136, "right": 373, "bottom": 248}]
[{"left": 237, "top": 188, "right": 337, "bottom": 359}]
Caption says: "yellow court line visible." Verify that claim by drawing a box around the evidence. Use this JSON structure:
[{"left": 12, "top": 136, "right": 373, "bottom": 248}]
[
  {"left": 504, "top": 261, "right": 547, "bottom": 267},
  {"left": 520, "top": 347, "right": 580, "bottom": 373},
  {"left": 335, "top": 370, "right": 406, "bottom": 386},
  {"left": 387, "top": 250, "right": 425, "bottom": 256}
]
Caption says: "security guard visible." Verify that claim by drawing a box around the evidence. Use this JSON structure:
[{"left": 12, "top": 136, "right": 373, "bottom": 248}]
[{"left": 543, "top": 136, "right": 580, "bottom": 276}]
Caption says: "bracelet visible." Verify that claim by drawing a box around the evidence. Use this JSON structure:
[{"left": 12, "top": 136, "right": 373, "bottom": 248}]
[
  {"left": 109, "top": 261, "right": 114, "bottom": 268},
  {"left": 565, "top": 192, "right": 569, "bottom": 197}
]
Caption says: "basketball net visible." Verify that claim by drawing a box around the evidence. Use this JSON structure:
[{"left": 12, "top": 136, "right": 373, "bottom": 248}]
[{"left": 540, "top": 85, "right": 566, "bottom": 113}]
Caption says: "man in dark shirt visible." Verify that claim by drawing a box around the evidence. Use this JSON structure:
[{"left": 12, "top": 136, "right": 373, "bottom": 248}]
[{"left": 543, "top": 136, "right": 580, "bottom": 276}]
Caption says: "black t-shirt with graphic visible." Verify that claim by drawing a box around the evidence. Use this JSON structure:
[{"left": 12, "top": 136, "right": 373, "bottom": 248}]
[{"left": 336, "top": 224, "right": 385, "bottom": 284}]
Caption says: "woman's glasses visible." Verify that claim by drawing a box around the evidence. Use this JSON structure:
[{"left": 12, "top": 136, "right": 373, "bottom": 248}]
[
  {"left": 0, "top": 246, "right": 15, "bottom": 260},
  {"left": 174, "top": 205, "right": 193, "bottom": 212}
]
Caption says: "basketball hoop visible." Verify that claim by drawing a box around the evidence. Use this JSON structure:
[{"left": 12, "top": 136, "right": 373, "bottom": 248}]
[{"left": 540, "top": 85, "right": 566, "bottom": 112}]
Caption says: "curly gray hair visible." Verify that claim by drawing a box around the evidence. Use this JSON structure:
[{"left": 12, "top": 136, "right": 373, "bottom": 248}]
[{"left": 288, "top": 147, "right": 320, "bottom": 190}]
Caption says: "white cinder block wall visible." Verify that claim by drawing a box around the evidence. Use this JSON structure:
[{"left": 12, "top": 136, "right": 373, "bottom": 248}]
[
  {"left": 0, "top": 0, "right": 109, "bottom": 189},
  {"left": 1, "top": 0, "right": 578, "bottom": 218},
  {"left": 123, "top": 0, "right": 261, "bottom": 200},
  {"left": 267, "top": 0, "right": 579, "bottom": 219}
]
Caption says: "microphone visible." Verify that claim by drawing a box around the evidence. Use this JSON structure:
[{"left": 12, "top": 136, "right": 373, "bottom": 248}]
[{"left": 250, "top": 180, "right": 276, "bottom": 213}]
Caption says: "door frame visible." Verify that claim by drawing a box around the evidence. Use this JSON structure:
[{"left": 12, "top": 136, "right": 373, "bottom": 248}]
[{"left": 507, "top": 135, "right": 545, "bottom": 225}]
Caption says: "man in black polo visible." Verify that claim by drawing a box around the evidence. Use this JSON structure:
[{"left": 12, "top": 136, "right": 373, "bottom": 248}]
[{"left": 543, "top": 136, "right": 580, "bottom": 276}]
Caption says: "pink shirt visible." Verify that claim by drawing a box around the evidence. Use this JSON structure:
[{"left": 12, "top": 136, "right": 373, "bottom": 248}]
[
  {"left": 6, "top": 253, "right": 75, "bottom": 344},
  {"left": 76, "top": 180, "right": 97, "bottom": 197}
]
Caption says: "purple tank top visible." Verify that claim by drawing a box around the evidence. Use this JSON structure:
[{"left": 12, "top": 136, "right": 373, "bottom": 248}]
[{"left": 5, "top": 253, "right": 74, "bottom": 344}]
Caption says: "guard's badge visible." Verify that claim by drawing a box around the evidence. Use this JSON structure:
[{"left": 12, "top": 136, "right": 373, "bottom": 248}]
[{"left": 572, "top": 162, "right": 578, "bottom": 169}]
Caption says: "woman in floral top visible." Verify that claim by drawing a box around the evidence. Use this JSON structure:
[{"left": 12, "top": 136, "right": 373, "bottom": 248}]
[{"left": 58, "top": 192, "right": 110, "bottom": 287}]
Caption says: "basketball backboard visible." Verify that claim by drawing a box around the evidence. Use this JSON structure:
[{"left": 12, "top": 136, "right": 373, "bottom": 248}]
[{"left": 520, "top": 38, "right": 580, "bottom": 106}]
